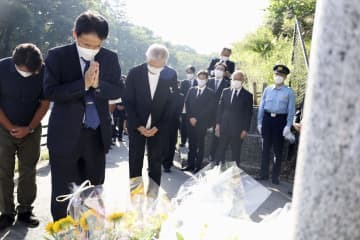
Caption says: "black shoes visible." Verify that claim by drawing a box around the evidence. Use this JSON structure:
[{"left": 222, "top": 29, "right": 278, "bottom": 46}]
[
  {"left": 255, "top": 176, "right": 280, "bottom": 184},
  {"left": 0, "top": 214, "right": 15, "bottom": 230},
  {"left": 17, "top": 211, "right": 40, "bottom": 228},
  {"left": 181, "top": 166, "right": 194, "bottom": 172},
  {"left": 192, "top": 168, "right": 200, "bottom": 174},
  {"left": 272, "top": 179, "right": 280, "bottom": 185},
  {"left": 255, "top": 176, "right": 269, "bottom": 181},
  {"left": 164, "top": 168, "right": 171, "bottom": 173}
]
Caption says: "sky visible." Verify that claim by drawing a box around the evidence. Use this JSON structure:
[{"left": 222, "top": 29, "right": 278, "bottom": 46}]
[{"left": 123, "top": 0, "right": 269, "bottom": 54}]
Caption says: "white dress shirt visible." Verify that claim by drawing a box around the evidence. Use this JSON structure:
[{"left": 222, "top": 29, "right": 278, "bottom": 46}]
[
  {"left": 146, "top": 72, "right": 160, "bottom": 129},
  {"left": 214, "top": 77, "right": 223, "bottom": 91},
  {"left": 197, "top": 85, "right": 206, "bottom": 96}
]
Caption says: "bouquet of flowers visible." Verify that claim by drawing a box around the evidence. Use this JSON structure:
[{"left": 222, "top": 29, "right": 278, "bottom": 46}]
[
  {"left": 44, "top": 178, "right": 171, "bottom": 240},
  {"left": 45, "top": 180, "right": 106, "bottom": 240}
]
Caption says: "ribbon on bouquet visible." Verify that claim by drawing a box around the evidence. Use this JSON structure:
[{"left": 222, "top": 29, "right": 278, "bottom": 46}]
[{"left": 56, "top": 180, "right": 95, "bottom": 215}]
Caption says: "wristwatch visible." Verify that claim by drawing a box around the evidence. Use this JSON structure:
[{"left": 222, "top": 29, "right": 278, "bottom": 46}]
[{"left": 28, "top": 126, "right": 34, "bottom": 134}]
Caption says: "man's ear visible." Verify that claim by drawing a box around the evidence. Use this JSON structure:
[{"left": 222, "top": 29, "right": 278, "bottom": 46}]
[{"left": 72, "top": 31, "right": 77, "bottom": 40}]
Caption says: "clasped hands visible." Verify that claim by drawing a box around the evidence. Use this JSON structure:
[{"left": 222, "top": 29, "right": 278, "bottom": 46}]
[
  {"left": 85, "top": 61, "right": 100, "bottom": 89},
  {"left": 137, "top": 126, "right": 159, "bottom": 137},
  {"left": 10, "top": 126, "right": 31, "bottom": 139}
]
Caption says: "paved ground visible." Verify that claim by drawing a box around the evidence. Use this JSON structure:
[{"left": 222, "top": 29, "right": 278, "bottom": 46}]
[{"left": 0, "top": 135, "right": 292, "bottom": 240}]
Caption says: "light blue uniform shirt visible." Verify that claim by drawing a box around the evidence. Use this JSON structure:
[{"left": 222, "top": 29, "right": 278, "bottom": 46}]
[{"left": 257, "top": 85, "right": 296, "bottom": 128}]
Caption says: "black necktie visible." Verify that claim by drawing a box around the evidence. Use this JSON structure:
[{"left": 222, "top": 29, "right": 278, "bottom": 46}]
[
  {"left": 197, "top": 89, "right": 201, "bottom": 97},
  {"left": 81, "top": 57, "right": 100, "bottom": 129},
  {"left": 231, "top": 90, "right": 238, "bottom": 104}
]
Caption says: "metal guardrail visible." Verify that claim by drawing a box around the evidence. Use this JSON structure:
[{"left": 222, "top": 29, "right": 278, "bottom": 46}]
[{"left": 41, "top": 125, "right": 48, "bottom": 147}]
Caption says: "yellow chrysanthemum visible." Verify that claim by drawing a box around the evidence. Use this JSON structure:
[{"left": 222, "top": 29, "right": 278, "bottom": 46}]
[
  {"left": 130, "top": 184, "right": 145, "bottom": 197},
  {"left": 79, "top": 209, "right": 100, "bottom": 231},
  {"left": 107, "top": 212, "right": 125, "bottom": 222},
  {"left": 79, "top": 216, "right": 89, "bottom": 231},
  {"left": 45, "top": 222, "right": 54, "bottom": 235},
  {"left": 58, "top": 215, "right": 75, "bottom": 227},
  {"left": 52, "top": 220, "right": 61, "bottom": 233},
  {"left": 159, "top": 213, "right": 168, "bottom": 222}
]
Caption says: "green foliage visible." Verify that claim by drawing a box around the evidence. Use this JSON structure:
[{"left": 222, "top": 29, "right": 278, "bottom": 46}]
[
  {"left": 232, "top": 27, "right": 292, "bottom": 86},
  {"left": 266, "top": 0, "right": 316, "bottom": 39},
  {"left": 0, "top": 0, "right": 209, "bottom": 77},
  {"left": 231, "top": 0, "right": 315, "bottom": 105}
]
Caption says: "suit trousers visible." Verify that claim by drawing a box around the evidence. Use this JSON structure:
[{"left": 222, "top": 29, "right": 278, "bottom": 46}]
[
  {"left": 180, "top": 113, "right": 187, "bottom": 145},
  {"left": 49, "top": 127, "right": 105, "bottom": 220},
  {"left": 112, "top": 117, "right": 124, "bottom": 140},
  {"left": 209, "top": 132, "right": 219, "bottom": 160},
  {"left": 260, "top": 113, "right": 287, "bottom": 181},
  {"left": 163, "top": 121, "right": 179, "bottom": 170},
  {"left": 187, "top": 124, "right": 207, "bottom": 169},
  {"left": 128, "top": 130, "right": 164, "bottom": 186},
  {"left": 0, "top": 126, "right": 41, "bottom": 216},
  {"left": 215, "top": 134, "right": 243, "bottom": 167}
]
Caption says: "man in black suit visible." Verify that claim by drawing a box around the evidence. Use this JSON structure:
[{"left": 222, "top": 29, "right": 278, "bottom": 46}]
[
  {"left": 182, "top": 70, "right": 216, "bottom": 173},
  {"left": 44, "top": 11, "right": 123, "bottom": 220},
  {"left": 125, "top": 44, "right": 178, "bottom": 191},
  {"left": 207, "top": 62, "right": 230, "bottom": 161},
  {"left": 179, "top": 65, "right": 197, "bottom": 147},
  {"left": 214, "top": 71, "right": 253, "bottom": 167},
  {"left": 207, "top": 47, "right": 235, "bottom": 79},
  {"left": 163, "top": 91, "right": 184, "bottom": 172},
  {"left": 112, "top": 101, "right": 126, "bottom": 142}
]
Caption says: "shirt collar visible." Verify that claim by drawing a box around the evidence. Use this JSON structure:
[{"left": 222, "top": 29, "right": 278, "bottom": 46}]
[
  {"left": 272, "top": 84, "right": 285, "bottom": 90},
  {"left": 197, "top": 85, "right": 206, "bottom": 91},
  {"left": 232, "top": 87, "right": 242, "bottom": 92}
]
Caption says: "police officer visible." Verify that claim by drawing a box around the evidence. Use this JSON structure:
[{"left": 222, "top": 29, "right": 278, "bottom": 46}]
[{"left": 256, "top": 64, "right": 295, "bottom": 184}]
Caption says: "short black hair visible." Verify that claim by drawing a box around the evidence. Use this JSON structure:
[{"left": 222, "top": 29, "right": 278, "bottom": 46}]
[
  {"left": 12, "top": 43, "right": 43, "bottom": 73},
  {"left": 186, "top": 65, "right": 196, "bottom": 73},
  {"left": 197, "top": 69, "right": 208, "bottom": 78},
  {"left": 215, "top": 61, "right": 227, "bottom": 69},
  {"left": 74, "top": 11, "right": 109, "bottom": 40},
  {"left": 222, "top": 47, "right": 232, "bottom": 53}
]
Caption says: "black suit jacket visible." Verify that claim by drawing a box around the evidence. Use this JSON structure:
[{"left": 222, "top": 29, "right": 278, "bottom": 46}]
[
  {"left": 207, "top": 58, "right": 235, "bottom": 75},
  {"left": 44, "top": 43, "right": 123, "bottom": 156},
  {"left": 185, "top": 87, "right": 217, "bottom": 129},
  {"left": 207, "top": 78, "right": 230, "bottom": 101},
  {"left": 180, "top": 79, "right": 197, "bottom": 96},
  {"left": 124, "top": 63, "right": 178, "bottom": 133},
  {"left": 216, "top": 88, "right": 253, "bottom": 137}
]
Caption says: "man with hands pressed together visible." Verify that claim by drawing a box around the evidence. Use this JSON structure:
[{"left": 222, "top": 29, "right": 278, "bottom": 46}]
[
  {"left": 257, "top": 65, "right": 295, "bottom": 185},
  {"left": 44, "top": 11, "right": 123, "bottom": 220}
]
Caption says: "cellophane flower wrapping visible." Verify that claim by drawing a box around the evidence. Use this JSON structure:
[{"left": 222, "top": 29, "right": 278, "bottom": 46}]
[{"left": 159, "top": 162, "right": 272, "bottom": 240}]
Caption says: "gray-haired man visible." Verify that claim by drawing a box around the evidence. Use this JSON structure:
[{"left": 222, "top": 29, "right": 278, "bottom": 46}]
[{"left": 124, "top": 44, "right": 178, "bottom": 192}]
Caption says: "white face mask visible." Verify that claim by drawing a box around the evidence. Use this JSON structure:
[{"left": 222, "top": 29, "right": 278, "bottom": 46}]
[
  {"left": 274, "top": 75, "right": 284, "bottom": 85},
  {"left": 232, "top": 80, "right": 243, "bottom": 89},
  {"left": 214, "top": 69, "right": 224, "bottom": 78},
  {"left": 221, "top": 56, "right": 229, "bottom": 61},
  {"left": 197, "top": 79, "right": 207, "bottom": 87},
  {"left": 148, "top": 65, "right": 164, "bottom": 75},
  {"left": 15, "top": 67, "right": 32, "bottom": 78},
  {"left": 77, "top": 44, "right": 100, "bottom": 61},
  {"left": 186, "top": 73, "right": 194, "bottom": 80}
]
